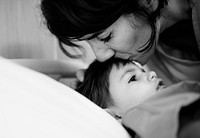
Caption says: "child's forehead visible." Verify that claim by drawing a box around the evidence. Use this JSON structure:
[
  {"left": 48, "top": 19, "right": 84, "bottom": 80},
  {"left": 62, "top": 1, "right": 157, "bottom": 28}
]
[
  {"left": 113, "top": 61, "right": 138, "bottom": 70},
  {"left": 115, "top": 61, "right": 141, "bottom": 68}
]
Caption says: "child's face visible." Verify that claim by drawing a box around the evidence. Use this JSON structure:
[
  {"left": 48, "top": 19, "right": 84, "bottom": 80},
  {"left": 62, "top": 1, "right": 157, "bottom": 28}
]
[{"left": 108, "top": 62, "right": 165, "bottom": 115}]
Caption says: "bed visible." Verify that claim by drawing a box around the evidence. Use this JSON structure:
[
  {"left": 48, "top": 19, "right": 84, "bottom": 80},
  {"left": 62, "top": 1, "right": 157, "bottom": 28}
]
[
  {"left": 1, "top": 57, "right": 200, "bottom": 138},
  {"left": 0, "top": 58, "right": 131, "bottom": 138}
]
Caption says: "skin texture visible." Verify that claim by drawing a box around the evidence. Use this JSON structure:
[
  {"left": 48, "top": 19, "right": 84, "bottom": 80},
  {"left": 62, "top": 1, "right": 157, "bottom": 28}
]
[
  {"left": 108, "top": 62, "right": 163, "bottom": 116},
  {"left": 41, "top": 0, "right": 191, "bottom": 64},
  {"left": 85, "top": 0, "right": 191, "bottom": 64},
  {"left": 86, "top": 15, "right": 156, "bottom": 65}
]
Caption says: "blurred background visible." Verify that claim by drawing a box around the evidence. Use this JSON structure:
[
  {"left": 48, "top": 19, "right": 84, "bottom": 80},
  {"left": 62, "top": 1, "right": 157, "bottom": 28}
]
[
  {"left": 0, "top": 0, "right": 95, "bottom": 62},
  {"left": 0, "top": 0, "right": 96, "bottom": 87}
]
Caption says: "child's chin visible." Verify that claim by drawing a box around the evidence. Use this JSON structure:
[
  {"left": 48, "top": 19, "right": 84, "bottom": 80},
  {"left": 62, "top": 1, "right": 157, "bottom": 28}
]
[{"left": 157, "top": 85, "right": 166, "bottom": 91}]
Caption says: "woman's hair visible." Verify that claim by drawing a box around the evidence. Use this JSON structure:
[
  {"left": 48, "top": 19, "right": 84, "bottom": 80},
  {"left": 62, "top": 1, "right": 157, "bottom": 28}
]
[
  {"left": 75, "top": 58, "right": 132, "bottom": 108},
  {"left": 41, "top": 0, "right": 168, "bottom": 57}
]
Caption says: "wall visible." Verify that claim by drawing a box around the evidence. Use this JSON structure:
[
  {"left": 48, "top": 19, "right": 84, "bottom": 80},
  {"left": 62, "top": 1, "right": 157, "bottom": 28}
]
[
  {"left": 0, "top": 0, "right": 56, "bottom": 59},
  {"left": 0, "top": 0, "right": 95, "bottom": 66}
]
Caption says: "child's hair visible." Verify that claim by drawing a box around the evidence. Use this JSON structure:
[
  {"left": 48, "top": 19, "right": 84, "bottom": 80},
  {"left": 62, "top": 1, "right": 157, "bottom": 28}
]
[{"left": 75, "top": 58, "right": 132, "bottom": 108}]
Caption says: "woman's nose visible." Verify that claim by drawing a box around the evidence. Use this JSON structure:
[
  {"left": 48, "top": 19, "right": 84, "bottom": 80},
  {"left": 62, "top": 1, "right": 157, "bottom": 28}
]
[
  {"left": 147, "top": 71, "right": 157, "bottom": 81},
  {"left": 90, "top": 43, "right": 115, "bottom": 62}
]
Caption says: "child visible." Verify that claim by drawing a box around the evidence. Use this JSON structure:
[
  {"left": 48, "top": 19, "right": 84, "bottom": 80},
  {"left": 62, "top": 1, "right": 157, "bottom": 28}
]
[
  {"left": 75, "top": 58, "right": 200, "bottom": 138},
  {"left": 75, "top": 58, "right": 165, "bottom": 119}
]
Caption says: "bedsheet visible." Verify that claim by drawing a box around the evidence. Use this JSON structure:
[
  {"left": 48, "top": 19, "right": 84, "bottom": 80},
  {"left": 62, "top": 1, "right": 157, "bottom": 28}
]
[
  {"left": 0, "top": 58, "right": 130, "bottom": 138},
  {"left": 123, "top": 81, "right": 200, "bottom": 138}
]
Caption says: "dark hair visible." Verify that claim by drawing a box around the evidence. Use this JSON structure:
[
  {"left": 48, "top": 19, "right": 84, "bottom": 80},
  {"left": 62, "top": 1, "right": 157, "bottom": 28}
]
[
  {"left": 75, "top": 58, "right": 132, "bottom": 108},
  {"left": 41, "top": 0, "right": 168, "bottom": 57}
]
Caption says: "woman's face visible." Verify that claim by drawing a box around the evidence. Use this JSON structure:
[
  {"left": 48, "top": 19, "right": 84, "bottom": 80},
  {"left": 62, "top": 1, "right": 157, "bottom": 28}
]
[
  {"left": 108, "top": 62, "right": 164, "bottom": 116},
  {"left": 86, "top": 15, "right": 157, "bottom": 65}
]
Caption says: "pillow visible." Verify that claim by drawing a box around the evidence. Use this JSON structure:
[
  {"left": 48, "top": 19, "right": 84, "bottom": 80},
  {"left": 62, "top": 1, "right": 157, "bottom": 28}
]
[{"left": 0, "top": 58, "right": 130, "bottom": 138}]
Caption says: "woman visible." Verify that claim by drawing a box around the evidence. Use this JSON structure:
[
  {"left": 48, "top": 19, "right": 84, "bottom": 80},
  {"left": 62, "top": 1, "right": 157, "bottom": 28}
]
[{"left": 40, "top": 0, "right": 200, "bottom": 84}]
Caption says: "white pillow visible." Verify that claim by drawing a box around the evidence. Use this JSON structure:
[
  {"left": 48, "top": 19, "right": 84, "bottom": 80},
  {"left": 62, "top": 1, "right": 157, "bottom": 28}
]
[{"left": 0, "top": 58, "right": 130, "bottom": 138}]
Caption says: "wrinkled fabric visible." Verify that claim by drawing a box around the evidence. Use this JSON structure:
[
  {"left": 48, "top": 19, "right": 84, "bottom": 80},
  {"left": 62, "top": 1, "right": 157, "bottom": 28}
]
[
  {"left": 0, "top": 58, "right": 130, "bottom": 138},
  {"left": 145, "top": 0, "right": 200, "bottom": 86},
  {"left": 190, "top": 0, "right": 200, "bottom": 50},
  {"left": 150, "top": 45, "right": 200, "bottom": 85},
  {"left": 122, "top": 81, "right": 200, "bottom": 138}
]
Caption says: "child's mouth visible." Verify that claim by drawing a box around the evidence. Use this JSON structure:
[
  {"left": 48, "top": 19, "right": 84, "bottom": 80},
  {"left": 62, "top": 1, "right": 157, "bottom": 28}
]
[{"left": 156, "top": 79, "right": 165, "bottom": 90}]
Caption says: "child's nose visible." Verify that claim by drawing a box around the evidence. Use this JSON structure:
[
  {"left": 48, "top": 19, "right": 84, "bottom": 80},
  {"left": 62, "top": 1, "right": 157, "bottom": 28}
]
[{"left": 147, "top": 71, "right": 157, "bottom": 81}]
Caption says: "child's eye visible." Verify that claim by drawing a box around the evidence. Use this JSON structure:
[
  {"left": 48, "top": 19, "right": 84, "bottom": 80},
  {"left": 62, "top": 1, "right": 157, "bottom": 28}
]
[
  {"left": 142, "top": 69, "right": 145, "bottom": 72},
  {"left": 100, "top": 33, "right": 112, "bottom": 43},
  {"left": 128, "top": 75, "right": 137, "bottom": 83}
]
